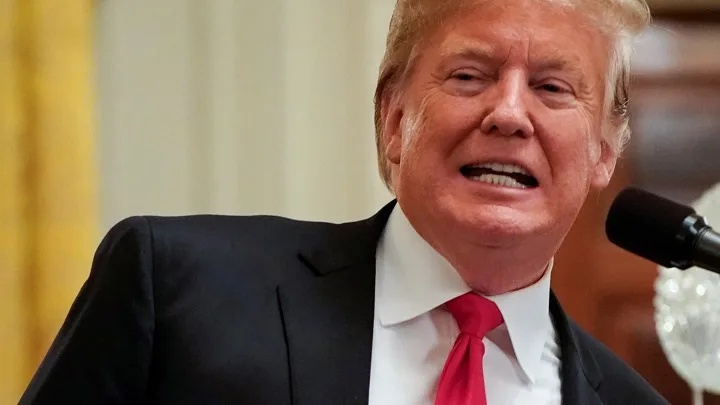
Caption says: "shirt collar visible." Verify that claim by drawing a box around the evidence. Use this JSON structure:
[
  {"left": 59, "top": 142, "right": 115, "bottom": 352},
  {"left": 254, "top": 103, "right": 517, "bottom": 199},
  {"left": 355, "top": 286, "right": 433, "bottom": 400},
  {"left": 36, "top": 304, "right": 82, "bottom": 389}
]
[{"left": 375, "top": 204, "right": 553, "bottom": 384}]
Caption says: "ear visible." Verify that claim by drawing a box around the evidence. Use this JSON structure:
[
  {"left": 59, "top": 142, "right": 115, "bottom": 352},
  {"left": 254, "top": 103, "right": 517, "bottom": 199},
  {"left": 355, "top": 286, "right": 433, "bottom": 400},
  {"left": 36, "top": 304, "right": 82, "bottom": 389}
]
[
  {"left": 381, "top": 89, "right": 404, "bottom": 165},
  {"left": 591, "top": 141, "right": 618, "bottom": 190}
]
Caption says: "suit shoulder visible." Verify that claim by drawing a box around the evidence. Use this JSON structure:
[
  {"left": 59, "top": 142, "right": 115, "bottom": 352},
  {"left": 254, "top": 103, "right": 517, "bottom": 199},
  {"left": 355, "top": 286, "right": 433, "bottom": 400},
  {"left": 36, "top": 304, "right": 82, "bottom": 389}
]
[
  {"left": 570, "top": 321, "right": 669, "bottom": 404},
  {"left": 102, "top": 214, "right": 340, "bottom": 283},
  {"left": 107, "top": 213, "right": 334, "bottom": 247}
]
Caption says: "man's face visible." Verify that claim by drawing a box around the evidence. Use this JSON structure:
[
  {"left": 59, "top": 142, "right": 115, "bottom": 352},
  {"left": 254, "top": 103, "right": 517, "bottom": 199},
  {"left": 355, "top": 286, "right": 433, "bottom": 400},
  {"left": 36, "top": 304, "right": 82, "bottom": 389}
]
[{"left": 384, "top": 0, "right": 617, "bottom": 250}]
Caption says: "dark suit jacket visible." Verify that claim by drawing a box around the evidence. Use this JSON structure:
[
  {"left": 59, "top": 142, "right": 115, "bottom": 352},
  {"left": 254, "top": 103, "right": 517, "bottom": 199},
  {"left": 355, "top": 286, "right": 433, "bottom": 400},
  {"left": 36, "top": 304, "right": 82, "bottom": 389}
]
[{"left": 20, "top": 202, "right": 668, "bottom": 405}]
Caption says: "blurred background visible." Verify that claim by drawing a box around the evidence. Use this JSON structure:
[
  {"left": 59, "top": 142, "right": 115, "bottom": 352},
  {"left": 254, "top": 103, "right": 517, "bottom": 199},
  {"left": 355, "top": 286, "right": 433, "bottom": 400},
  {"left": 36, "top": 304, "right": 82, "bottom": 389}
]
[{"left": 0, "top": 0, "right": 719, "bottom": 403}]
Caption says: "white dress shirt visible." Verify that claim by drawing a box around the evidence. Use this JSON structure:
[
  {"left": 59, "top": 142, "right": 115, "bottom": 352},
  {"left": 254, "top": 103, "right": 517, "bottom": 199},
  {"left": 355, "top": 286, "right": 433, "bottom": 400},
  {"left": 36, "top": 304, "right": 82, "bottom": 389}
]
[{"left": 368, "top": 205, "right": 562, "bottom": 405}]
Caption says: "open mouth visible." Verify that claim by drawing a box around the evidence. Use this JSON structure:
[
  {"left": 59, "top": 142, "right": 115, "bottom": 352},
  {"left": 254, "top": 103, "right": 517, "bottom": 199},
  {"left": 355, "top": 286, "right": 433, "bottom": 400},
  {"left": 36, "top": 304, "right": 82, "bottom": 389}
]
[{"left": 460, "top": 162, "right": 539, "bottom": 189}]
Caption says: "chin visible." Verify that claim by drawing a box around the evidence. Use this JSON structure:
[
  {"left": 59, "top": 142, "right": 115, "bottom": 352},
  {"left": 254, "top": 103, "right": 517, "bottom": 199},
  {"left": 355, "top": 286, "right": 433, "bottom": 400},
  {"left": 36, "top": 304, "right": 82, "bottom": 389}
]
[{"left": 441, "top": 199, "right": 550, "bottom": 247}]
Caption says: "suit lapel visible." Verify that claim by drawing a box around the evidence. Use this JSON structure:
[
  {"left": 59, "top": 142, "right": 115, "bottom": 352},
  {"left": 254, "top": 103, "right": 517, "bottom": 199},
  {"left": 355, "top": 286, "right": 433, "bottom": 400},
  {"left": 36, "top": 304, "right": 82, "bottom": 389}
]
[
  {"left": 278, "top": 202, "right": 395, "bottom": 405},
  {"left": 551, "top": 292, "right": 605, "bottom": 405}
]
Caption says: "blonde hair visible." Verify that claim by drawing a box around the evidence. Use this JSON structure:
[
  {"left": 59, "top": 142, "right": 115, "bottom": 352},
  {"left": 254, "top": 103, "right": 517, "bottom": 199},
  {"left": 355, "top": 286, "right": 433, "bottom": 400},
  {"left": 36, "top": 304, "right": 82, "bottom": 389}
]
[{"left": 373, "top": 0, "right": 652, "bottom": 189}]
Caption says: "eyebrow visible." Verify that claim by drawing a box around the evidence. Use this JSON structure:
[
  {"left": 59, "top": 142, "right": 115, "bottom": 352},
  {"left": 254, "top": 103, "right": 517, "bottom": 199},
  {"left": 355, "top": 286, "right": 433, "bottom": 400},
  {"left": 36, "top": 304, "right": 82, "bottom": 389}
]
[
  {"left": 439, "top": 41, "right": 496, "bottom": 63},
  {"left": 440, "top": 40, "right": 589, "bottom": 82},
  {"left": 444, "top": 45, "right": 592, "bottom": 94},
  {"left": 531, "top": 47, "right": 586, "bottom": 76},
  {"left": 530, "top": 51, "right": 589, "bottom": 89}
]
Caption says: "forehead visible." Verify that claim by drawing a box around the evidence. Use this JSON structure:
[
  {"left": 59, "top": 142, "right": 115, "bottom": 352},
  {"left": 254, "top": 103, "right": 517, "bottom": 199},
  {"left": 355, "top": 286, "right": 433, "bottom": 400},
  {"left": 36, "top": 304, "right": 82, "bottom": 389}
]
[{"left": 427, "top": 0, "right": 609, "bottom": 74}]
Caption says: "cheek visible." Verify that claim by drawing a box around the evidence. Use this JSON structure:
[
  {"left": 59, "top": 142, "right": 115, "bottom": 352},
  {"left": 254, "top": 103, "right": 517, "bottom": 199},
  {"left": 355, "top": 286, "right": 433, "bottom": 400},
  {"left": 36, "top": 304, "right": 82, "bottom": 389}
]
[
  {"left": 541, "top": 113, "right": 599, "bottom": 183},
  {"left": 433, "top": 94, "right": 487, "bottom": 130},
  {"left": 413, "top": 98, "right": 484, "bottom": 153}
]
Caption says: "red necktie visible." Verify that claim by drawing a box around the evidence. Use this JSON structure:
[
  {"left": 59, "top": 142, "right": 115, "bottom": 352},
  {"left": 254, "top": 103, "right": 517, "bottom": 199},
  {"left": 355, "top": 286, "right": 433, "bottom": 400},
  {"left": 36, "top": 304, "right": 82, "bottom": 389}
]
[{"left": 435, "top": 292, "right": 504, "bottom": 405}]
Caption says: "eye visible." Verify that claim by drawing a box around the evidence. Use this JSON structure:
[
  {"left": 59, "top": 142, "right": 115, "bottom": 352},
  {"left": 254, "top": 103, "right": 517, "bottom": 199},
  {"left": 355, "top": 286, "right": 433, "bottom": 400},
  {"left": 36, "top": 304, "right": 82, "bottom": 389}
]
[
  {"left": 451, "top": 72, "right": 477, "bottom": 81},
  {"left": 540, "top": 83, "right": 563, "bottom": 93},
  {"left": 533, "top": 79, "right": 577, "bottom": 108},
  {"left": 535, "top": 81, "right": 572, "bottom": 95},
  {"left": 445, "top": 69, "right": 490, "bottom": 96}
]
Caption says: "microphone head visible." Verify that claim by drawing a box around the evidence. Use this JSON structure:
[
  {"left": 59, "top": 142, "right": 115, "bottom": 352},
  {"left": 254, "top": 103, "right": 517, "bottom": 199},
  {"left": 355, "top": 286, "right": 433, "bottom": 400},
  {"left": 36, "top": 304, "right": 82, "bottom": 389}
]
[{"left": 606, "top": 187, "right": 696, "bottom": 268}]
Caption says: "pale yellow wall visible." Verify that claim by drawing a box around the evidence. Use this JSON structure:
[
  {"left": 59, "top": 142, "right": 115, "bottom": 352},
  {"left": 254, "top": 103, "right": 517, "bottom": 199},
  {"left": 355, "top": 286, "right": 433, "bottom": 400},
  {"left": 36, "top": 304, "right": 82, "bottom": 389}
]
[{"left": 96, "top": 0, "right": 395, "bottom": 231}]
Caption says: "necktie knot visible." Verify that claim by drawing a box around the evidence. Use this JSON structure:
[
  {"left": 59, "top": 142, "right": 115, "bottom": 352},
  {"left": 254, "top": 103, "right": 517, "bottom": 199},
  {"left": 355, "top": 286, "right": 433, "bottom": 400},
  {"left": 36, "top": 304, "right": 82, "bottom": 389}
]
[{"left": 446, "top": 292, "right": 503, "bottom": 339}]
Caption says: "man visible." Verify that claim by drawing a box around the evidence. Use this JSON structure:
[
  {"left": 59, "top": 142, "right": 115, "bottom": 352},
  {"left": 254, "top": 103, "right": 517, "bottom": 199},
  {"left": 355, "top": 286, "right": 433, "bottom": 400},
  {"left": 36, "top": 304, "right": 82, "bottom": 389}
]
[{"left": 20, "top": 0, "right": 668, "bottom": 404}]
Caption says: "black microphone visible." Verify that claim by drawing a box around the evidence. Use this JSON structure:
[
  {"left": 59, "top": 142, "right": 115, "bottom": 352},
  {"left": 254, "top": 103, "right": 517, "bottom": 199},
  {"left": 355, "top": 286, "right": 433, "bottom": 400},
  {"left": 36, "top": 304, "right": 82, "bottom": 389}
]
[{"left": 605, "top": 187, "right": 720, "bottom": 274}]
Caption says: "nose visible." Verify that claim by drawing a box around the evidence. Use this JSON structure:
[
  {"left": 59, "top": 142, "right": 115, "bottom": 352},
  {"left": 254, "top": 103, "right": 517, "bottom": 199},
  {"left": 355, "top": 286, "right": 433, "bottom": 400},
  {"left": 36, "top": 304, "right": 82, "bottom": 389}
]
[{"left": 479, "top": 71, "right": 534, "bottom": 138}]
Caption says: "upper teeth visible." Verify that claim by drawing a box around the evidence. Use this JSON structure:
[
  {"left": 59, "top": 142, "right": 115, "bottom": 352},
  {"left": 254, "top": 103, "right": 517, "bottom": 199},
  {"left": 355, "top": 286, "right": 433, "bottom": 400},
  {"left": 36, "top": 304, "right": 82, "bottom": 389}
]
[{"left": 472, "top": 162, "right": 530, "bottom": 176}]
